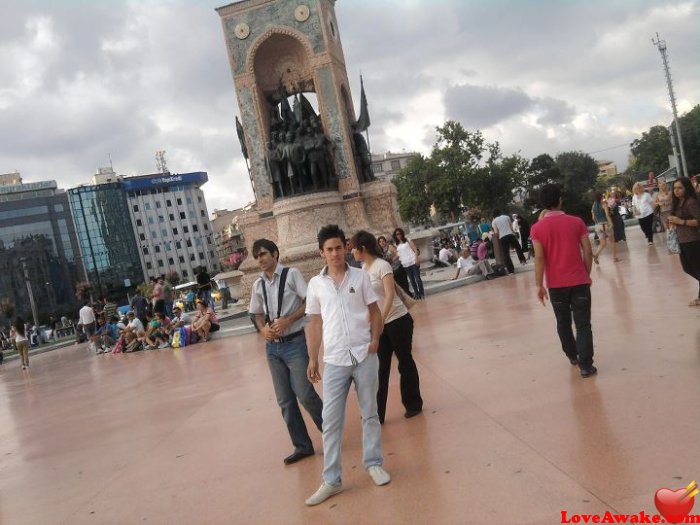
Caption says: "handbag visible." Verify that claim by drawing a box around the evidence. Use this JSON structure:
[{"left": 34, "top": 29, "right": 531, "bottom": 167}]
[
  {"left": 666, "top": 228, "right": 680, "bottom": 255},
  {"left": 394, "top": 284, "right": 417, "bottom": 310}
]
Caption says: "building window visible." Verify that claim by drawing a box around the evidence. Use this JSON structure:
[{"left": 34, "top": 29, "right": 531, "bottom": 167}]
[
  {"left": 198, "top": 252, "right": 204, "bottom": 260},
  {"left": 165, "top": 242, "right": 171, "bottom": 251},
  {"left": 139, "top": 233, "right": 146, "bottom": 241},
  {"left": 133, "top": 204, "right": 139, "bottom": 212},
  {"left": 179, "top": 255, "right": 185, "bottom": 263},
  {"left": 168, "top": 257, "right": 174, "bottom": 265},
  {"left": 204, "top": 224, "right": 209, "bottom": 231},
  {"left": 142, "top": 247, "right": 149, "bottom": 255},
  {"left": 186, "top": 239, "right": 192, "bottom": 248},
  {"left": 182, "top": 269, "right": 188, "bottom": 277},
  {"left": 190, "top": 254, "right": 196, "bottom": 261},
  {"left": 176, "top": 241, "right": 182, "bottom": 249},
  {"left": 172, "top": 227, "right": 178, "bottom": 235},
  {"left": 169, "top": 213, "right": 175, "bottom": 221},
  {"left": 146, "top": 262, "right": 152, "bottom": 270},
  {"left": 155, "top": 201, "right": 161, "bottom": 209},
  {"left": 186, "top": 197, "right": 192, "bottom": 204},
  {"left": 193, "top": 225, "right": 198, "bottom": 232},
  {"left": 148, "top": 217, "right": 154, "bottom": 225},
  {"left": 155, "top": 246, "right": 161, "bottom": 253},
  {"left": 145, "top": 202, "right": 151, "bottom": 210},
  {"left": 151, "top": 230, "right": 157, "bottom": 239},
  {"left": 177, "top": 198, "right": 182, "bottom": 205},
  {"left": 391, "top": 160, "right": 401, "bottom": 170},
  {"left": 166, "top": 200, "right": 172, "bottom": 207},
  {"left": 157, "top": 259, "right": 164, "bottom": 267},
  {"left": 198, "top": 196, "right": 202, "bottom": 203},
  {"left": 372, "top": 163, "right": 384, "bottom": 174},
  {"left": 161, "top": 229, "right": 167, "bottom": 236},
  {"left": 136, "top": 219, "right": 143, "bottom": 227},
  {"left": 158, "top": 215, "right": 164, "bottom": 223},
  {"left": 200, "top": 210, "right": 206, "bottom": 217},
  {"left": 183, "top": 226, "right": 189, "bottom": 233},
  {"left": 180, "top": 212, "right": 186, "bottom": 219}
]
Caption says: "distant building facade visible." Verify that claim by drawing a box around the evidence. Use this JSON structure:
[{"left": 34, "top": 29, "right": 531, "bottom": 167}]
[
  {"left": 371, "top": 152, "right": 419, "bottom": 183},
  {"left": 123, "top": 172, "right": 216, "bottom": 282},
  {"left": 0, "top": 176, "right": 83, "bottom": 322},
  {"left": 212, "top": 207, "right": 249, "bottom": 270},
  {"left": 596, "top": 160, "right": 618, "bottom": 178},
  {"left": 68, "top": 168, "right": 143, "bottom": 300}
]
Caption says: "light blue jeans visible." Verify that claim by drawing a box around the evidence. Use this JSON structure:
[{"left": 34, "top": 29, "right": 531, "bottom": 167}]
[{"left": 321, "top": 353, "right": 383, "bottom": 486}]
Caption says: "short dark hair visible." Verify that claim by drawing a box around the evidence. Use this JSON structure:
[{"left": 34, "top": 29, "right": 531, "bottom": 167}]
[
  {"left": 318, "top": 224, "right": 346, "bottom": 249},
  {"left": 539, "top": 184, "right": 562, "bottom": 209},
  {"left": 252, "top": 239, "right": 279, "bottom": 260},
  {"left": 492, "top": 209, "right": 502, "bottom": 217},
  {"left": 349, "top": 230, "right": 382, "bottom": 258}
]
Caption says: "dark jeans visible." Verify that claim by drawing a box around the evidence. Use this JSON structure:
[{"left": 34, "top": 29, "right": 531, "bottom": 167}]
[
  {"left": 499, "top": 233, "right": 526, "bottom": 273},
  {"left": 377, "top": 313, "right": 422, "bottom": 423},
  {"left": 549, "top": 284, "right": 594, "bottom": 368},
  {"left": 638, "top": 214, "right": 654, "bottom": 243},
  {"left": 266, "top": 334, "right": 323, "bottom": 454},
  {"left": 393, "top": 265, "right": 411, "bottom": 296},
  {"left": 404, "top": 264, "right": 425, "bottom": 298}
]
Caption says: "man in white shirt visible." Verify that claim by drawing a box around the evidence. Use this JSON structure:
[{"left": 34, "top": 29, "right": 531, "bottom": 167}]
[
  {"left": 492, "top": 209, "right": 527, "bottom": 274},
  {"left": 78, "top": 301, "right": 97, "bottom": 351},
  {"left": 436, "top": 245, "right": 451, "bottom": 267},
  {"left": 453, "top": 248, "right": 493, "bottom": 280},
  {"left": 304, "top": 224, "right": 389, "bottom": 506}
]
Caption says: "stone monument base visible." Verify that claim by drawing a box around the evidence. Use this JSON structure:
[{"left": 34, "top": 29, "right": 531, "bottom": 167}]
[{"left": 236, "top": 180, "right": 402, "bottom": 299}]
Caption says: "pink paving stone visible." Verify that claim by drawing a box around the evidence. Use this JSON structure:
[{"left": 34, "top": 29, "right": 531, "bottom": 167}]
[{"left": 0, "top": 227, "right": 698, "bottom": 524}]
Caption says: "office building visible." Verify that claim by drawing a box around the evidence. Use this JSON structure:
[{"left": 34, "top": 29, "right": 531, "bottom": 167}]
[
  {"left": 371, "top": 152, "right": 419, "bottom": 182},
  {"left": 0, "top": 176, "right": 83, "bottom": 322},
  {"left": 123, "top": 172, "right": 216, "bottom": 282}
]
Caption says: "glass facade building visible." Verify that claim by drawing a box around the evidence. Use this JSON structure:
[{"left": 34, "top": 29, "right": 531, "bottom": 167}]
[
  {"left": 68, "top": 183, "right": 144, "bottom": 300},
  {"left": 0, "top": 181, "right": 83, "bottom": 323}
]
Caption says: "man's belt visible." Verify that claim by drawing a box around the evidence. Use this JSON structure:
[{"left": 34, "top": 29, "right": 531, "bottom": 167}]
[{"left": 273, "top": 330, "right": 304, "bottom": 343}]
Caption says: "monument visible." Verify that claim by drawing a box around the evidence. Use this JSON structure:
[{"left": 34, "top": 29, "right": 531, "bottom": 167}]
[{"left": 216, "top": 0, "right": 402, "bottom": 283}]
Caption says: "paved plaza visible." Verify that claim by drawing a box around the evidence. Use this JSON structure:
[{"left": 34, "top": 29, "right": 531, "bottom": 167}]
[{"left": 1, "top": 227, "right": 698, "bottom": 524}]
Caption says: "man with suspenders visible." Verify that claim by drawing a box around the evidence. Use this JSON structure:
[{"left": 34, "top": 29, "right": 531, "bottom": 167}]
[{"left": 249, "top": 239, "right": 324, "bottom": 465}]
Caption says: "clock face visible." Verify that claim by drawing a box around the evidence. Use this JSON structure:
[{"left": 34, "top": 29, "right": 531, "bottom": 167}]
[
  {"left": 234, "top": 23, "right": 250, "bottom": 40},
  {"left": 294, "top": 5, "right": 310, "bottom": 22}
]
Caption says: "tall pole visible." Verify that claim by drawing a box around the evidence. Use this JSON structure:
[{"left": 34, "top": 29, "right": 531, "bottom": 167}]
[
  {"left": 652, "top": 32, "right": 688, "bottom": 177},
  {"left": 21, "top": 259, "right": 40, "bottom": 336}
]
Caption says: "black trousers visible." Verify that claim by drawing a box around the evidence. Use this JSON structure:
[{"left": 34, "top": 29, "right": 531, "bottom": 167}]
[
  {"left": 679, "top": 240, "right": 700, "bottom": 297},
  {"left": 499, "top": 233, "right": 526, "bottom": 273},
  {"left": 393, "top": 265, "right": 411, "bottom": 296},
  {"left": 377, "top": 313, "right": 423, "bottom": 423},
  {"left": 638, "top": 214, "right": 654, "bottom": 243},
  {"left": 549, "top": 284, "right": 594, "bottom": 368}
]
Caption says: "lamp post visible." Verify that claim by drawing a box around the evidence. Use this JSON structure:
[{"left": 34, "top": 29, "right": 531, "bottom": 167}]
[{"left": 20, "top": 258, "right": 40, "bottom": 339}]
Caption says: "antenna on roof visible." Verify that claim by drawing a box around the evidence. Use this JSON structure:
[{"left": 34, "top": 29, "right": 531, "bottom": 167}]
[{"left": 156, "top": 150, "right": 169, "bottom": 174}]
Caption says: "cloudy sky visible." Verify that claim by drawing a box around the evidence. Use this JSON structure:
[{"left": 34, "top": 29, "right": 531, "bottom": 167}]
[{"left": 1, "top": 0, "right": 698, "bottom": 213}]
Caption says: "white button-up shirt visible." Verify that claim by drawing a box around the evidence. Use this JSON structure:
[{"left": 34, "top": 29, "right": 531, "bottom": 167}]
[
  {"left": 249, "top": 264, "right": 308, "bottom": 336},
  {"left": 306, "top": 265, "right": 379, "bottom": 366}
]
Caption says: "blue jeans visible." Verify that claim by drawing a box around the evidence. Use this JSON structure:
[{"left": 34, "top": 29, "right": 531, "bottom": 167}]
[
  {"left": 549, "top": 284, "right": 594, "bottom": 368},
  {"left": 266, "top": 334, "right": 323, "bottom": 454},
  {"left": 322, "top": 353, "right": 383, "bottom": 486},
  {"left": 404, "top": 264, "right": 424, "bottom": 298}
]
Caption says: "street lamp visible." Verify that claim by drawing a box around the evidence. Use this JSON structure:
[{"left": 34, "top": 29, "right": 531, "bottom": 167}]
[{"left": 20, "top": 258, "right": 40, "bottom": 338}]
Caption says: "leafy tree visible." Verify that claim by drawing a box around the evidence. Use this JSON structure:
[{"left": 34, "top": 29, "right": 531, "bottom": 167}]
[
  {"left": 393, "top": 155, "right": 432, "bottom": 225},
  {"left": 678, "top": 104, "right": 700, "bottom": 175},
  {"left": 629, "top": 125, "right": 672, "bottom": 176},
  {"left": 555, "top": 151, "right": 599, "bottom": 222},
  {"left": 165, "top": 270, "right": 181, "bottom": 286}
]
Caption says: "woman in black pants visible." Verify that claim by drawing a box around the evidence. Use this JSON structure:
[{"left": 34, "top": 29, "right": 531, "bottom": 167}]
[
  {"left": 668, "top": 178, "right": 700, "bottom": 307},
  {"left": 378, "top": 235, "right": 410, "bottom": 295},
  {"left": 351, "top": 230, "right": 423, "bottom": 424}
]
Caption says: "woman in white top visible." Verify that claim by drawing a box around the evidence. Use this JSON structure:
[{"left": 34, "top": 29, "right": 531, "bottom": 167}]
[
  {"left": 392, "top": 227, "right": 425, "bottom": 299},
  {"left": 632, "top": 182, "right": 656, "bottom": 245},
  {"left": 13, "top": 316, "right": 29, "bottom": 370},
  {"left": 351, "top": 231, "right": 423, "bottom": 424}
]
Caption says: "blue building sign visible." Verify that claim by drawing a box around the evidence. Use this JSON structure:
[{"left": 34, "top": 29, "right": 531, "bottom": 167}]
[{"left": 121, "top": 172, "right": 208, "bottom": 191}]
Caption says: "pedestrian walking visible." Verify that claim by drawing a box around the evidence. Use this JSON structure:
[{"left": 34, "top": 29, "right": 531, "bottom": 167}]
[
  {"left": 667, "top": 178, "right": 700, "bottom": 307},
  {"left": 632, "top": 182, "right": 655, "bottom": 245},
  {"left": 531, "top": 184, "right": 597, "bottom": 378},
  {"left": 305, "top": 225, "right": 389, "bottom": 506},
  {"left": 249, "top": 238, "right": 323, "bottom": 465},
  {"left": 591, "top": 191, "right": 620, "bottom": 264},
  {"left": 393, "top": 228, "right": 424, "bottom": 299},
  {"left": 492, "top": 209, "right": 527, "bottom": 274},
  {"left": 13, "top": 317, "right": 29, "bottom": 370}
]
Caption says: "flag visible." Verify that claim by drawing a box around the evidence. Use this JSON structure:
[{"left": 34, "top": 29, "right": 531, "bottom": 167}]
[
  {"left": 355, "top": 75, "right": 371, "bottom": 133},
  {"left": 278, "top": 82, "right": 295, "bottom": 124},
  {"left": 293, "top": 94, "right": 303, "bottom": 122},
  {"left": 299, "top": 92, "right": 317, "bottom": 121},
  {"left": 235, "top": 116, "right": 248, "bottom": 160}
]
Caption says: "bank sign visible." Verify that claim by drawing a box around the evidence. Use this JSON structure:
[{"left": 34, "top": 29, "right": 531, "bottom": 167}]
[{"left": 122, "top": 171, "right": 208, "bottom": 191}]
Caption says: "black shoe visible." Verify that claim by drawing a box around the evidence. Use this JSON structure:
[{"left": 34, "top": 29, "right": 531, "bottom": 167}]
[
  {"left": 568, "top": 356, "right": 579, "bottom": 366},
  {"left": 404, "top": 408, "right": 422, "bottom": 419},
  {"left": 284, "top": 451, "right": 314, "bottom": 465},
  {"left": 580, "top": 366, "right": 597, "bottom": 378}
]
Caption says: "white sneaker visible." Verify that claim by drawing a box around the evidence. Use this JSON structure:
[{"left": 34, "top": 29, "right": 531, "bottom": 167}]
[
  {"left": 305, "top": 482, "right": 343, "bottom": 506},
  {"left": 368, "top": 465, "right": 391, "bottom": 486}
]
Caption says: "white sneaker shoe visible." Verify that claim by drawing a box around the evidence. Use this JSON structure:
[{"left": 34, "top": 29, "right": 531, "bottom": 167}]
[
  {"left": 305, "top": 482, "right": 343, "bottom": 506},
  {"left": 368, "top": 465, "right": 391, "bottom": 486}
]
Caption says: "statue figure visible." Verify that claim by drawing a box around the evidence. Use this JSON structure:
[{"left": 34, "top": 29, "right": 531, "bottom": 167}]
[
  {"left": 266, "top": 131, "right": 285, "bottom": 198},
  {"left": 282, "top": 130, "right": 306, "bottom": 195},
  {"left": 302, "top": 125, "right": 335, "bottom": 190},
  {"left": 351, "top": 124, "right": 375, "bottom": 183}
]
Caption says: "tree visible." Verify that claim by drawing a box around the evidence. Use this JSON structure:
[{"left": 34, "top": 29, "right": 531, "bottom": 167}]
[
  {"left": 165, "top": 270, "right": 181, "bottom": 286},
  {"left": 393, "top": 155, "right": 432, "bottom": 225},
  {"left": 678, "top": 104, "right": 700, "bottom": 175},
  {"left": 629, "top": 125, "right": 672, "bottom": 176},
  {"left": 555, "top": 151, "right": 599, "bottom": 222}
]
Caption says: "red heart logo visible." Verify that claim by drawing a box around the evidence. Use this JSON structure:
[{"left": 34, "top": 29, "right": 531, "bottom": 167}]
[{"left": 654, "top": 488, "right": 695, "bottom": 523}]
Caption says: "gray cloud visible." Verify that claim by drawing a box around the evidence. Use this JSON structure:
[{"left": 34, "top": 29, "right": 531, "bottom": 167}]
[{"left": 444, "top": 84, "right": 534, "bottom": 128}]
